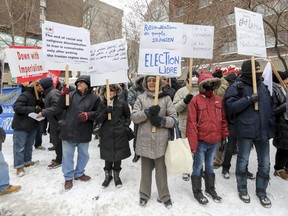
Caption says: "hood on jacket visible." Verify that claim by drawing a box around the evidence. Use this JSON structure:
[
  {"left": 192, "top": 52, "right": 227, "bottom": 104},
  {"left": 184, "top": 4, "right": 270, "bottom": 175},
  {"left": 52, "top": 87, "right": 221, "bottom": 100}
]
[
  {"left": 39, "top": 77, "right": 53, "bottom": 89},
  {"left": 142, "top": 75, "right": 162, "bottom": 91},
  {"left": 134, "top": 76, "right": 144, "bottom": 90},
  {"left": 100, "top": 84, "right": 121, "bottom": 98},
  {"left": 198, "top": 73, "right": 221, "bottom": 92},
  {"left": 75, "top": 75, "right": 91, "bottom": 87}
]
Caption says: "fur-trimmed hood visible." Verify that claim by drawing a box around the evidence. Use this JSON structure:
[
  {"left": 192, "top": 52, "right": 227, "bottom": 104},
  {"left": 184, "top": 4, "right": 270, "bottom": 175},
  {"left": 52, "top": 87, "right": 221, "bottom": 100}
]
[{"left": 198, "top": 73, "right": 221, "bottom": 92}]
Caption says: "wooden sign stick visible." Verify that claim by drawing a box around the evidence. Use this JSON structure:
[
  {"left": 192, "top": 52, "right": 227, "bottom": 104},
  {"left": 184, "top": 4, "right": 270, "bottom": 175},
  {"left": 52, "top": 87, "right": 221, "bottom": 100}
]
[
  {"left": 65, "top": 65, "right": 70, "bottom": 106},
  {"left": 152, "top": 75, "right": 160, "bottom": 133},
  {"left": 188, "top": 58, "right": 193, "bottom": 94},
  {"left": 106, "top": 79, "right": 111, "bottom": 120},
  {"left": 251, "top": 56, "right": 258, "bottom": 110}
]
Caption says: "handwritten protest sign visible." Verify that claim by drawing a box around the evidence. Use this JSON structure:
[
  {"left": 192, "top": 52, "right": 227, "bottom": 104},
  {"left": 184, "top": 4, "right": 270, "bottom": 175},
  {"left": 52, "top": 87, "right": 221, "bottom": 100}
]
[
  {"left": 5, "top": 47, "right": 44, "bottom": 77},
  {"left": 42, "top": 20, "right": 90, "bottom": 71},
  {"left": 138, "top": 22, "right": 183, "bottom": 76},
  {"left": 235, "top": 7, "right": 267, "bottom": 58},
  {"left": 90, "top": 70, "right": 128, "bottom": 86},
  {"left": 90, "top": 39, "right": 128, "bottom": 74},
  {"left": 182, "top": 25, "right": 214, "bottom": 59}
]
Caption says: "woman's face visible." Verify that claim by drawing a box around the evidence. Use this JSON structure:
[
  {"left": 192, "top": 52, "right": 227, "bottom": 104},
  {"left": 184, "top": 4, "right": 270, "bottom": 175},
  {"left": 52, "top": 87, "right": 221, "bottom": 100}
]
[
  {"left": 147, "top": 77, "right": 156, "bottom": 92},
  {"left": 109, "top": 88, "right": 116, "bottom": 99}
]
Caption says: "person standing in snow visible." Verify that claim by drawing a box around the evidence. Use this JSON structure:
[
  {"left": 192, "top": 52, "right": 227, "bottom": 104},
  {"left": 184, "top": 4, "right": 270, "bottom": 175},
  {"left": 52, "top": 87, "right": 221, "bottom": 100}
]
[
  {"left": 186, "top": 73, "right": 228, "bottom": 205},
  {"left": 58, "top": 75, "right": 100, "bottom": 191},
  {"left": 173, "top": 70, "right": 199, "bottom": 181},
  {"left": 224, "top": 60, "right": 274, "bottom": 208},
  {"left": 96, "top": 84, "right": 131, "bottom": 189},
  {"left": 131, "top": 75, "right": 177, "bottom": 209}
]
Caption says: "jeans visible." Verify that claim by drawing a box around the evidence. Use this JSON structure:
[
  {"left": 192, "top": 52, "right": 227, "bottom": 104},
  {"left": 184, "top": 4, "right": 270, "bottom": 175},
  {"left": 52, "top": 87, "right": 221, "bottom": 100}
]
[
  {"left": 13, "top": 130, "right": 37, "bottom": 168},
  {"left": 62, "top": 140, "right": 89, "bottom": 181},
  {"left": 0, "top": 151, "right": 10, "bottom": 192},
  {"left": 236, "top": 138, "right": 270, "bottom": 196},
  {"left": 192, "top": 141, "right": 217, "bottom": 177}
]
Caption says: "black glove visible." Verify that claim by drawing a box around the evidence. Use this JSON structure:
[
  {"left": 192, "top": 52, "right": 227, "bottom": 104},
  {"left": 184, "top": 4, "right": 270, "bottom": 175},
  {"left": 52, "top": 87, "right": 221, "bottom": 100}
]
[
  {"left": 247, "top": 93, "right": 258, "bottom": 103},
  {"left": 183, "top": 94, "right": 193, "bottom": 104},
  {"left": 104, "top": 106, "right": 113, "bottom": 114},
  {"left": 219, "top": 138, "right": 228, "bottom": 152},
  {"left": 145, "top": 105, "right": 160, "bottom": 118},
  {"left": 150, "top": 116, "right": 166, "bottom": 127},
  {"left": 35, "top": 107, "right": 42, "bottom": 114}
]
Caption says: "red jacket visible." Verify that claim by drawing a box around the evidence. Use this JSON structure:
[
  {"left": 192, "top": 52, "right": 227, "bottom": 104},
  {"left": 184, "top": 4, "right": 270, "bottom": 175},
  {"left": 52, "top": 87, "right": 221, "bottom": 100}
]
[{"left": 186, "top": 92, "right": 228, "bottom": 153}]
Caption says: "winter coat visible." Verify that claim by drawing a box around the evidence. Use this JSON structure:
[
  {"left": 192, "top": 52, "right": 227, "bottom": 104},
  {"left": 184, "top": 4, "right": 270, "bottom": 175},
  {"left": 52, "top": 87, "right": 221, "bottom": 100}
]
[
  {"left": 12, "top": 87, "right": 40, "bottom": 132},
  {"left": 173, "top": 84, "right": 199, "bottom": 132},
  {"left": 59, "top": 88, "right": 100, "bottom": 143},
  {"left": 162, "top": 85, "right": 176, "bottom": 100},
  {"left": 272, "top": 82, "right": 288, "bottom": 150},
  {"left": 214, "top": 77, "right": 229, "bottom": 98},
  {"left": 41, "top": 87, "right": 64, "bottom": 129},
  {"left": 224, "top": 78, "right": 274, "bottom": 140},
  {"left": 131, "top": 80, "right": 177, "bottom": 159},
  {"left": 96, "top": 97, "right": 131, "bottom": 162},
  {"left": 127, "top": 76, "right": 145, "bottom": 108},
  {"left": 186, "top": 74, "right": 228, "bottom": 153}
]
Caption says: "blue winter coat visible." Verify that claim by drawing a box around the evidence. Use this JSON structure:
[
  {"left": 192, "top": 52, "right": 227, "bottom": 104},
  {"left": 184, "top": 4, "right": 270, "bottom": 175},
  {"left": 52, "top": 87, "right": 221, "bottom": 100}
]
[{"left": 224, "top": 78, "right": 274, "bottom": 140}]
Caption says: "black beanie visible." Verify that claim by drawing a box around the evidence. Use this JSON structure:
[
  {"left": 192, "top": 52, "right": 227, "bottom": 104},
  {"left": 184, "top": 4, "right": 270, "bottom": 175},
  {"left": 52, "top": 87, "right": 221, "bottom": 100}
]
[
  {"left": 39, "top": 77, "right": 53, "bottom": 89},
  {"left": 75, "top": 75, "right": 91, "bottom": 87},
  {"left": 212, "top": 69, "right": 223, "bottom": 78},
  {"left": 241, "top": 60, "right": 260, "bottom": 74}
]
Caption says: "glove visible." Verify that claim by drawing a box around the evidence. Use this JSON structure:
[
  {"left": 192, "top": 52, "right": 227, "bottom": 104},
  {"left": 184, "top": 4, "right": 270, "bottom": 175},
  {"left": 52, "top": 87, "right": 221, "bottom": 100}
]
[
  {"left": 149, "top": 105, "right": 160, "bottom": 116},
  {"left": 61, "top": 84, "right": 70, "bottom": 95},
  {"left": 104, "top": 106, "right": 113, "bottom": 114},
  {"left": 35, "top": 107, "right": 42, "bottom": 114},
  {"left": 247, "top": 93, "right": 258, "bottom": 103},
  {"left": 183, "top": 94, "right": 193, "bottom": 104},
  {"left": 150, "top": 116, "right": 166, "bottom": 127},
  {"left": 219, "top": 138, "right": 228, "bottom": 152},
  {"left": 77, "top": 112, "right": 88, "bottom": 122}
]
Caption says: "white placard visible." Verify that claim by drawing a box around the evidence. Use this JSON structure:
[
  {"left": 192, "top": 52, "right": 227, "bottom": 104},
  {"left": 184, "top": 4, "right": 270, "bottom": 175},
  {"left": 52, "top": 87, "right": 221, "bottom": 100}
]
[
  {"left": 138, "top": 49, "right": 181, "bottom": 77},
  {"left": 182, "top": 25, "right": 214, "bottom": 59},
  {"left": 5, "top": 47, "right": 45, "bottom": 77},
  {"left": 140, "top": 22, "right": 183, "bottom": 50},
  {"left": 235, "top": 7, "right": 267, "bottom": 58},
  {"left": 90, "top": 70, "right": 128, "bottom": 86},
  {"left": 89, "top": 39, "right": 128, "bottom": 74},
  {"left": 42, "top": 20, "right": 90, "bottom": 70}
]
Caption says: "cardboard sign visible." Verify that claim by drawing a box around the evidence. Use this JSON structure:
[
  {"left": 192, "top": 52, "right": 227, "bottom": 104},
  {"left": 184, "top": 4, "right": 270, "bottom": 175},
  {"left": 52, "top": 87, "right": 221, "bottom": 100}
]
[
  {"left": 182, "top": 25, "right": 214, "bottom": 59},
  {"left": 235, "top": 7, "right": 267, "bottom": 58},
  {"left": 90, "top": 70, "right": 128, "bottom": 86},
  {"left": 90, "top": 39, "right": 128, "bottom": 74},
  {"left": 42, "top": 20, "right": 90, "bottom": 70}
]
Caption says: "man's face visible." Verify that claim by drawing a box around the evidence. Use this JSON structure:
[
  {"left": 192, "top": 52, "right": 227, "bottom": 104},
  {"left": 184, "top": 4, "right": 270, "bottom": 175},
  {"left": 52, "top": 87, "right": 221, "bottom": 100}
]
[
  {"left": 37, "top": 84, "right": 44, "bottom": 92},
  {"left": 77, "top": 81, "right": 88, "bottom": 93}
]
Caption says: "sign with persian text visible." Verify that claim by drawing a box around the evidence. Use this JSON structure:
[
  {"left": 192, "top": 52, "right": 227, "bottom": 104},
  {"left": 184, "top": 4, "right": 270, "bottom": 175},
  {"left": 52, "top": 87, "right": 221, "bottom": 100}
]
[
  {"left": 89, "top": 39, "right": 128, "bottom": 74},
  {"left": 235, "top": 7, "right": 267, "bottom": 58}
]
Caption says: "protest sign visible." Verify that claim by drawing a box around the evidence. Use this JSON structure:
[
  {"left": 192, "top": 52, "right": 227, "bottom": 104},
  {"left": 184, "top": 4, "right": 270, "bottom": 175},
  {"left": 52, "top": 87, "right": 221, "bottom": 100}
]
[
  {"left": 138, "top": 22, "right": 183, "bottom": 76},
  {"left": 235, "top": 7, "right": 267, "bottom": 58},
  {"left": 42, "top": 20, "right": 90, "bottom": 71},
  {"left": 182, "top": 25, "right": 214, "bottom": 59},
  {"left": 90, "top": 39, "right": 128, "bottom": 74},
  {"left": 90, "top": 70, "right": 128, "bottom": 86},
  {"left": 5, "top": 46, "right": 44, "bottom": 77}
]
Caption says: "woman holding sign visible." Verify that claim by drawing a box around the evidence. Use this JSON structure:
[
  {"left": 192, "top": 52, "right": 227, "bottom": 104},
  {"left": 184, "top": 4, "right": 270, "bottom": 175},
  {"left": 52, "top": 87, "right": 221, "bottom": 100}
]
[{"left": 130, "top": 75, "right": 177, "bottom": 209}]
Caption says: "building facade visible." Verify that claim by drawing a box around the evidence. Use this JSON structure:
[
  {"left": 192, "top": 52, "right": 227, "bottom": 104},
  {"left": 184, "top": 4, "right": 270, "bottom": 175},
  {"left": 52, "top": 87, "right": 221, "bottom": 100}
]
[{"left": 169, "top": 0, "right": 288, "bottom": 71}]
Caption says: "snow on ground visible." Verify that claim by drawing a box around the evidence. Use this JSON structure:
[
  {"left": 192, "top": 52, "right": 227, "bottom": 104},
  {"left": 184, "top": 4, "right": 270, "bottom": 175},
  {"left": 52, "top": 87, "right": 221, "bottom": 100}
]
[{"left": 0, "top": 134, "right": 287, "bottom": 216}]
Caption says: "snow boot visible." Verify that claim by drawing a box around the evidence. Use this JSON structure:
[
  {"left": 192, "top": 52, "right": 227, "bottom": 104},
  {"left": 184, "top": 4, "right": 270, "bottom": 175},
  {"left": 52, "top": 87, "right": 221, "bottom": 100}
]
[
  {"left": 257, "top": 195, "right": 272, "bottom": 208},
  {"left": 204, "top": 173, "right": 222, "bottom": 203},
  {"left": 102, "top": 170, "right": 113, "bottom": 188},
  {"left": 113, "top": 170, "right": 122, "bottom": 188},
  {"left": 191, "top": 176, "right": 208, "bottom": 205}
]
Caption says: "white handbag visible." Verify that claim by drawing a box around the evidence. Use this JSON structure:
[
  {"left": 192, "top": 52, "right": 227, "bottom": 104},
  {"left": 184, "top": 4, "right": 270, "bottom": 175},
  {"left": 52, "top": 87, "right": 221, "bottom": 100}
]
[{"left": 165, "top": 121, "right": 193, "bottom": 174}]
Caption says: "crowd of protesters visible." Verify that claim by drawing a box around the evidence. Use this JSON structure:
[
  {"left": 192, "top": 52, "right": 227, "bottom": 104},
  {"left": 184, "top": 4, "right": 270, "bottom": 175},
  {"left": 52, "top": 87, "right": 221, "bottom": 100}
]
[{"left": 1, "top": 60, "right": 288, "bottom": 210}]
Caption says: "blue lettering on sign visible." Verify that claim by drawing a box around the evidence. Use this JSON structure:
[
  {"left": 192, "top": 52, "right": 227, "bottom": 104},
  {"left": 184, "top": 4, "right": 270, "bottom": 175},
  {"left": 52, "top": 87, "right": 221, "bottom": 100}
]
[{"left": 159, "top": 66, "right": 178, "bottom": 75}]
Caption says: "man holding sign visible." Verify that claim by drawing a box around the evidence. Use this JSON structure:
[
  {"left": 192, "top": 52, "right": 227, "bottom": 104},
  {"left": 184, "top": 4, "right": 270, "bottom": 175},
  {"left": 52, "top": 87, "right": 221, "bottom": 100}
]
[{"left": 224, "top": 60, "right": 274, "bottom": 208}]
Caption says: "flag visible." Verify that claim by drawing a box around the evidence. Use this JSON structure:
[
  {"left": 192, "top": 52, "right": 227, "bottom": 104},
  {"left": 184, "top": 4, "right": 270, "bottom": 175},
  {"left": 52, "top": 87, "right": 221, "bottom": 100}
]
[{"left": 262, "top": 61, "right": 273, "bottom": 96}]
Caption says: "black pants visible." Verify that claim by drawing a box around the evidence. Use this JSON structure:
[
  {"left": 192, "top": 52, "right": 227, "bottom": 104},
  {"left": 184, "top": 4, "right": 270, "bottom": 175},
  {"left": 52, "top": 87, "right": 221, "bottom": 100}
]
[
  {"left": 133, "top": 124, "right": 139, "bottom": 151},
  {"left": 222, "top": 124, "right": 237, "bottom": 171},
  {"left": 34, "top": 120, "right": 45, "bottom": 148},
  {"left": 50, "top": 127, "right": 62, "bottom": 164},
  {"left": 104, "top": 160, "right": 121, "bottom": 171},
  {"left": 274, "top": 148, "right": 288, "bottom": 170}
]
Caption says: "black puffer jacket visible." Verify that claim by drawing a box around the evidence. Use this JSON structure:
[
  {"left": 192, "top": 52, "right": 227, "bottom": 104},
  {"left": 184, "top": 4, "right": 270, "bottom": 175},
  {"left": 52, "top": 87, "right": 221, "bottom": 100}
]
[
  {"left": 12, "top": 87, "right": 40, "bottom": 131},
  {"left": 96, "top": 96, "right": 131, "bottom": 162},
  {"left": 272, "top": 82, "right": 288, "bottom": 150}
]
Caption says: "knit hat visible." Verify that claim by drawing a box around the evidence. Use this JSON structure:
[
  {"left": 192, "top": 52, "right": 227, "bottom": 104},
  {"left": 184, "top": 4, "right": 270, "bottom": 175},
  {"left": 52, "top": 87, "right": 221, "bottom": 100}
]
[
  {"left": 39, "top": 77, "right": 53, "bottom": 89},
  {"left": 225, "top": 73, "right": 237, "bottom": 83},
  {"left": 186, "top": 70, "right": 199, "bottom": 80},
  {"left": 272, "top": 71, "right": 288, "bottom": 83},
  {"left": 241, "top": 60, "right": 260, "bottom": 74},
  {"left": 212, "top": 69, "right": 223, "bottom": 78},
  {"left": 75, "top": 75, "right": 91, "bottom": 87}
]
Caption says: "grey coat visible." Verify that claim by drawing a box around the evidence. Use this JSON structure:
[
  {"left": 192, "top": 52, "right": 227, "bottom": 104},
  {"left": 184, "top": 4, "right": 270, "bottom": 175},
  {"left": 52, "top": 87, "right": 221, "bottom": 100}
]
[{"left": 131, "top": 90, "right": 177, "bottom": 159}]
